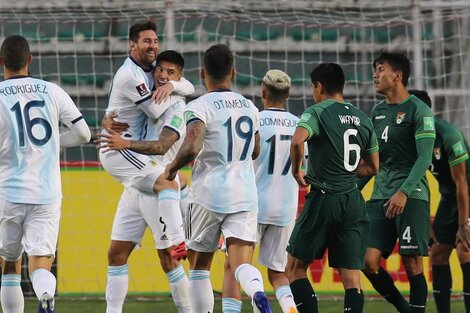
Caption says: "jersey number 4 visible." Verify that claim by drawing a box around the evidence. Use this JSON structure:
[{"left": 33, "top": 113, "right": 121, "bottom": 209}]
[{"left": 11, "top": 100, "right": 52, "bottom": 147}]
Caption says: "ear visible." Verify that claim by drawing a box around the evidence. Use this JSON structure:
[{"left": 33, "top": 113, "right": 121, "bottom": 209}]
[
  {"left": 27, "top": 54, "right": 32, "bottom": 65},
  {"left": 231, "top": 68, "right": 236, "bottom": 81},
  {"left": 261, "top": 85, "right": 267, "bottom": 99},
  {"left": 200, "top": 67, "right": 205, "bottom": 80},
  {"left": 0, "top": 57, "right": 4, "bottom": 66}
]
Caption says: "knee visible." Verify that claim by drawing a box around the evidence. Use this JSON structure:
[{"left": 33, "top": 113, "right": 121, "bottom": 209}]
[
  {"left": 402, "top": 257, "right": 423, "bottom": 276},
  {"left": 362, "top": 257, "right": 380, "bottom": 275},
  {"left": 158, "top": 249, "right": 178, "bottom": 273},
  {"left": 107, "top": 248, "right": 130, "bottom": 266}
]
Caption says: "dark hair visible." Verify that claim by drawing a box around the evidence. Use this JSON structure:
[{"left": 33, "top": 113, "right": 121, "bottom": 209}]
[
  {"left": 408, "top": 89, "right": 432, "bottom": 108},
  {"left": 129, "top": 21, "right": 157, "bottom": 42},
  {"left": 0, "top": 35, "right": 31, "bottom": 72},
  {"left": 373, "top": 52, "right": 411, "bottom": 86},
  {"left": 309, "top": 63, "right": 345, "bottom": 95},
  {"left": 157, "top": 50, "right": 184, "bottom": 69},
  {"left": 203, "top": 44, "right": 233, "bottom": 82}
]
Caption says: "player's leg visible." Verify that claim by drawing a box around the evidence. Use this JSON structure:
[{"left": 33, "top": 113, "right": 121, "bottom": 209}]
[
  {"left": 363, "top": 199, "right": 411, "bottom": 313},
  {"left": 106, "top": 188, "right": 144, "bottom": 313},
  {"left": 222, "top": 254, "right": 242, "bottom": 313},
  {"left": 338, "top": 269, "right": 364, "bottom": 313},
  {"left": 178, "top": 171, "right": 189, "bottom": 223},
  {"left": 285, "top": 255, "right": 316, "bottom": 313},
  {"left": 0, "top": 200, "right": 26, "bottom": 313},
  {"left": 23, "top": 201, "right": 61, "bottom": 313},
  {"left": 399, "top": 199, "right": 430, "bottom": 313},
  {"left": 258, "top": 223, "right": 297, "bottom": 313},
  {"left": 457, "top": 242, "right": 470, "bottom": 313}
]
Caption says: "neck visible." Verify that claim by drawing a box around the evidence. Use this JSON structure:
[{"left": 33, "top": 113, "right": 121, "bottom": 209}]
[
  {"left": 320, "top": 93, "right": 344, "bottom": 103},
  {"left": 3, "top": 68, "right": 28, "bottom": 80},
  {"left": 384, "top": 85, "right": 409, "bottom": 104},
  {"left": 264, "top": 101, "right": 285, "bottom": 110},
  {"left": 205, "top": 78, "right": 232, "bottom": 92}
]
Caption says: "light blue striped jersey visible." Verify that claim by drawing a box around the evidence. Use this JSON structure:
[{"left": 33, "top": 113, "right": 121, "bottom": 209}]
[
  {"left": 184, "top": 89, "right": 260, "bottom": 214},
  {"left": 0, "top": 76, "right": 84, "bottom": 204},
  {"left": 254, "top": 109, "right": 299, "bottom": 226}
]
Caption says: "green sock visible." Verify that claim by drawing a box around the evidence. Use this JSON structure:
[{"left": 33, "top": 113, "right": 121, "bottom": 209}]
[
  {"left": 290, "top": 278, "right": 318, "bottom": 313},
  {"left": 432, "top": 264, "right": 451, "bottom": 313},
  {"left": 364, "top": 267, "right": 411, "bottom": 313},
  {"left": 409, "top": 273, "right": 427, "bottom": 313},
  {"left": 344, "top": 288, "right": 364, "bottom": 313},
  {"left": 461, "top": 262, "right": 470, "bottom": 313}
]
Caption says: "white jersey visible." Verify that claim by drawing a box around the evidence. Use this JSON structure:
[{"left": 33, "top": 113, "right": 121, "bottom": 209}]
[
  {"left": 185, "top": 89, "right": 260, "bottom": 214},
  {"left": 143, "top": 95, "right": 186, "bottom": 166},
  {"left": 0, "top": 76, "right": 85, "bottom": 204},
  {"left": 254, "top": 109, "right": 300, "bottom": 226}
]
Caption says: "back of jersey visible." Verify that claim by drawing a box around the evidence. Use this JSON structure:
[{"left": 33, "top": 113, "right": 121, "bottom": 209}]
[
  {"left": 185, "top": 89, "right": 260, "bottom": 214},
  {"left": 299, "top": 99, "right": 378, "bottom": 193},
  {"left": 254, "top": 109, "right": 299, "bottom": 226},
  {"left": 0, "top": 76, "right": 83, "bottom": 204}
]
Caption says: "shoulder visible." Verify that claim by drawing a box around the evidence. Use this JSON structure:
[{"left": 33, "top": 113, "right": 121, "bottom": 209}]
[{"left": 437, "top": 118, "right": 464, "bottom": 142}]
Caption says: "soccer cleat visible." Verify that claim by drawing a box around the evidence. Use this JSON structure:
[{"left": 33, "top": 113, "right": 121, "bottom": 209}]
[
  {"left": 37, "top": 292, "right": 55, "bottom": 313},
  {"left": 287, "top": 306, "right": 299, "bottom": 313},
  {"left": 252, "top": 291, "right": 273, "bottom": 313},
  {"left": 170, "top": 241, "right": 187, "bottom": 261}
]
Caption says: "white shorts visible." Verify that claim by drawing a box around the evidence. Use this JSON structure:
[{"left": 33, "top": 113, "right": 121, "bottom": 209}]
[
  {"left": 257, "top": 221, "right": 295, "bottom": 272},
  {"left": 99, "top": 149, "right": 164, "bottom": 193},
  {"left": 0, "top": 199, "right": 61, "bottom": 261},
  {"left": 185, "top": 203, "right": 258, "bottom": 253},
  {"left": 111, "top": 187, "right": 184, "bottom": 250}
]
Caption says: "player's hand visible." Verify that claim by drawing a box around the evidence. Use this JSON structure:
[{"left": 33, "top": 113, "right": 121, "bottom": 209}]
[
  {"left": 152, "top": 83, "right": 174, "bottom": 104},
  {"left": 102, "top": 113, "right": 129, "bottom": 133},
  {"left": 293, "top": 171, "right": 308, "bottom": 187},
  {"left": 456, "top": 223, "right": 470, "bottom": 251},
  {"left": 94, "top": 128, "right": 130, "bottom": 152},
  {"left": 165, "top": 164, "right": 178, "bottom": 181},
  {"left": 384, "top": 191, "right": 407, "bottom": 218}
]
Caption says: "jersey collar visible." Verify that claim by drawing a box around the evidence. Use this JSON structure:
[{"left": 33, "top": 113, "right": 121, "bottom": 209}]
[
  {"left": 129, "top": 56, "right": 153, "bottom": 73},
  {"left": 6, "top": 75, "right": 30, "bottom": 80}
]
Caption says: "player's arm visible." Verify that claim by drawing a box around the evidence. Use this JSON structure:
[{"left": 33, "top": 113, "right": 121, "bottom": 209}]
[
  {"left": 60, "top": 117, "right": 91, "bottom": 147},
  {"left": 101, "top": 113, "right": 129, "bottom": 133},
  {"left": 450, "top": 161, "right": 470, "bottom": 249},
  {"left": 290, "top": 127, "right": 309, "bottom": 187},
  {"left": 251, "top": 132, "right": 260, "bottom": 160},
  {"left": 153, "top": 77, "right": 195, "bottom": 104},
  {"left": 356, "top": 152, "right": 379, "bottom": 178},
  {"left": 165, "top": 120, "right": 206, "bottom": 181}
]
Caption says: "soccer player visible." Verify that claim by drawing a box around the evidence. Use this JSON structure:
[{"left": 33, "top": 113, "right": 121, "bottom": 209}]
[
  {"left": 97, "top": 22, "right": 193, "bottom": 313},
  {"left": 287, "top": 62, "right": 379, "bottom": 313},
  {"left": 361, "top": 52, "right": 435, "bottom": 313},
  {"left": 409, "top": 89, "right": 470, "bottom": 313},
  {"left": 165, "top": 44, "right": 273, "bottom": 313},
  {"left": 221, "top": 69, "right": 300, "bottom": 313},
  {"left": 0, "top": 35, "right": 91, "bottom": 313}
]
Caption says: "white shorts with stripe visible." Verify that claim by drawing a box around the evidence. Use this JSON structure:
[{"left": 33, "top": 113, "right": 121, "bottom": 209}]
[
  {"left": 0, "top": 199, "right": 61, "bottom": 261},
  {"left": 185, "top": 203, "right": 258, "bottom": 253},
  {"left": 257, "top": 221, "right": 295, "bottom": 272},
  {"left": 99, "top": 149, "right": 164, "bottom": 193},
  {"left": 111, "top": 187, "right": 184, "bottom": 250}
]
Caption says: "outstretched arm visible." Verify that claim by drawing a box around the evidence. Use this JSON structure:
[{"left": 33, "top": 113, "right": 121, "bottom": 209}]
[{"left": 450, "top": 162, "right": 470, "bottom": 249}]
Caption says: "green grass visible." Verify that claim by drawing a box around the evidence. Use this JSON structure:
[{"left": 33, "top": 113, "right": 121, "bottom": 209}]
[{"left": 24, "top": 297, "right": 467, "bottom": 312}]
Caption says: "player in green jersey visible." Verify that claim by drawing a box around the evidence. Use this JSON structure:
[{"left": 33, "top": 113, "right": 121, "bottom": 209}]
[
  {"left": 287, "top": 63, "right": 379, "bottom": 313},
  {"left": 361, "top": 52, "right": 435, "bottom": 313},
  {"left": 409, "top": 89, "right": 470, "bottom": 313}
]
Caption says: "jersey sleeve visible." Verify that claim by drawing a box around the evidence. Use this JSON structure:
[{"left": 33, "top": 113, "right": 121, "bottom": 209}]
[
  {"left": 121, "top": 72, "right": 153, "bottom": 106},
  {"left": 413, "top": 102, "right": 436, "bottom": 141},
  {"left": 443, "top": 127, "right": 469, "bottom": 167},
  {"left": 168, "top": 77, "right": 195, "bottom": 96},
  {"left": 54, "top": 84, "right": 86, "bottom": 126},
  {"left": 162, "top": 101, "right": 185, "bottom": 139},
  {"left": 364, "top": 124, "right": 379, "bottom": 156},
  {"left": 297, "top": 107, "right": 320, "bottom": 139},
  {"left": 184, "top": 99, "right": 207, "bottom": 125}
]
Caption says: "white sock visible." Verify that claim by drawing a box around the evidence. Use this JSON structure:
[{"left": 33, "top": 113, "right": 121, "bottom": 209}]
[
  {"left": 222, "top": 297, "right": 242, "bottom": 313},
  {"left": 166, "top": 265, "right": 192, "bottom": 313},
  {"left": 179, "top": 186, "right": 189, "bottom": 223},
  {"left": 234, "top": 263, "right": 264, "bottom": 298},
  {"left": 106, "top": 265, "right": 129, "bottom": 313},
  {"left": 30, "top": 268, "right": 56, "bottom": 300},
  {"left": 275, "top": 285, "right": 297, "bottom": 313},
  {"left": 158, "top": 189, "right": 184, "bottom": 243},
  {"left": 189, "top": 270, "right": 214, "bottom": 312},
  {"left": 1, "top": 274, "right": 24, "bottom": 313}
]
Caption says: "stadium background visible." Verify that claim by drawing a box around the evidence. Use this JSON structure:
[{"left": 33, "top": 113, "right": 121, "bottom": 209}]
[{"left": 1, "top": 0, "right": 469, "bottom": 298}]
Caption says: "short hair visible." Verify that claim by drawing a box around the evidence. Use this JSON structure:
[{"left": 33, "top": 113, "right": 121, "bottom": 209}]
[
  {"left": 157, "top": 50, "right": 184, "bottom": 69},
  {"left": 373, "top": 52, "right": 411, "bottom": 86},
  {"left": 408, "top": 89, "right": 432, "bottom": 108},
  {"left": 262, "top": 69, "right": 291, "bottom": 102},
  {"left": 129, "top": 21, "right": 157, "bottom": 42},
  {"left": 0, "top": 35, "right": 31, "bottom": 72},
  {"left": 309, "top": 63, "right": 345, "bottom": 95},
  {"left": 203, "top": 44, "right": 233, "bottom": 82}
]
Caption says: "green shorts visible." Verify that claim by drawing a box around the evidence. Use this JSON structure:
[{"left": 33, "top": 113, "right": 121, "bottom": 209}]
[
  {"left": 367, "top": 198, "right": 430, "bottom": 257},
  {"left": 287, "top": 188, "right": 369, "bottom": 269},
  {"left": 433, "top": 198, "right": 460, "bottom": 246}
]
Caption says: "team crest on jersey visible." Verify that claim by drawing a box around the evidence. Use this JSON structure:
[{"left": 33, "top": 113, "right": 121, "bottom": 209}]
[
  {"left": 433, "top": 147, "right": 441, "bottom": 160},
  {"left": 396, "top": 112, "right": 406, "bottom": 124},
  {"left": 136, "top": 83, "right": 149, "bottom": 97}
]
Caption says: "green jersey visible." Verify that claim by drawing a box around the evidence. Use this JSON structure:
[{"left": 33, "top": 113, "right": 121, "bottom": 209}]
[
  {"left": 430, "top": 118, "right": 470, "bottom": 200},
  {"left": 370, "top": 95, "right": 435, "bottom": 201},
  {"left": 298, "top": 99, "right": 378, "bottom": 193}
]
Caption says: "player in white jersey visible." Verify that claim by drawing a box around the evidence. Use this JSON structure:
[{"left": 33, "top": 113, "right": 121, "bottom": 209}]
[
  {"left": 0, "top": 35, "right": 91, "bottom": 313},
  {"left": 220, "top": 70, "right": 300, "bottom": 313},
  {"left": 165, "top": 44, "right": 273, "bottom": 313},
  {"left": 97, "top": 29, "right": 193, "bottom": 313}
]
